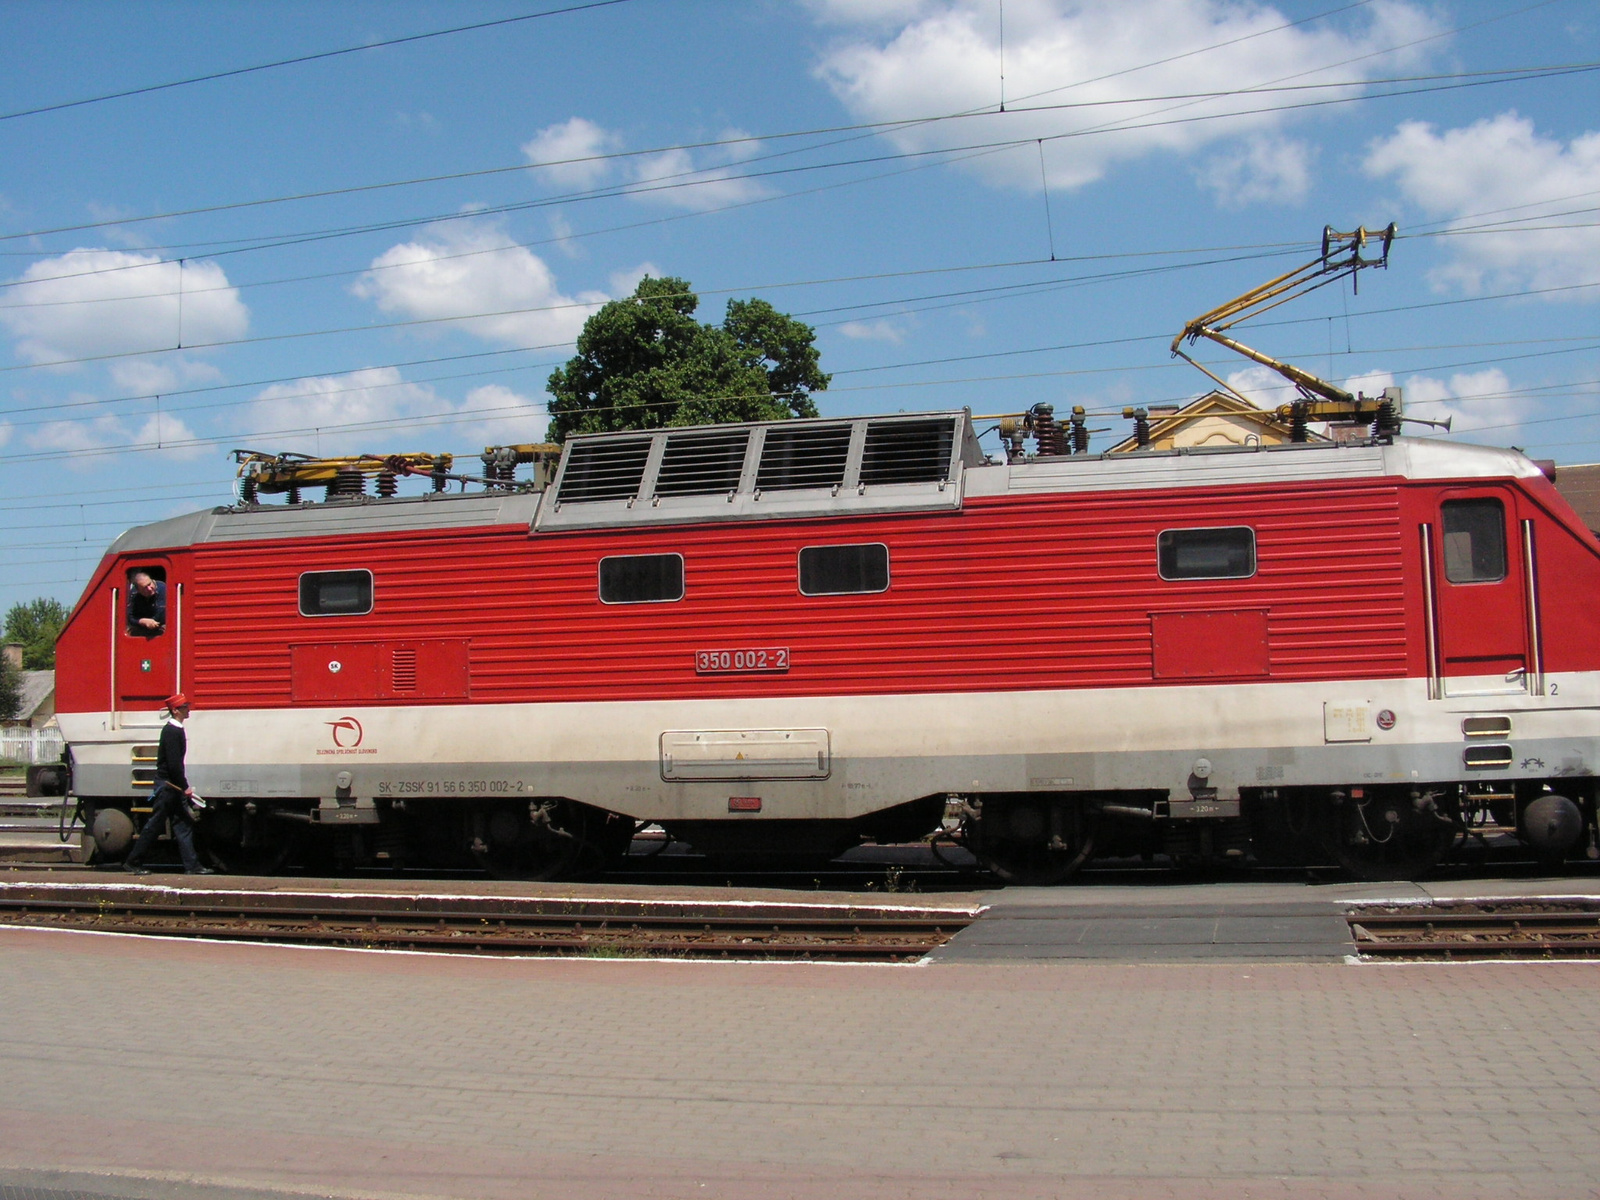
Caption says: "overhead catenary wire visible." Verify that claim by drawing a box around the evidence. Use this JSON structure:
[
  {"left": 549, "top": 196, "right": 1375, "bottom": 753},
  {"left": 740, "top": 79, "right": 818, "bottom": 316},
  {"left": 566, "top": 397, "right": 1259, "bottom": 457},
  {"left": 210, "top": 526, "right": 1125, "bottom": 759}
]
[
  {"left": 0, "top": 0, "right": 644, "bottom": 124},
  {"left": 2, "top": 59, "right": 1593, "bottom": 273},
  {"left": 5, "top": 337, "right": 1597, "bottom": 472},
  {"left": 3, "top": 252, "right": 1596, "bottom": 437},
  {"left": 6, "top": 214, "right": 1598, "bottom": 381}
]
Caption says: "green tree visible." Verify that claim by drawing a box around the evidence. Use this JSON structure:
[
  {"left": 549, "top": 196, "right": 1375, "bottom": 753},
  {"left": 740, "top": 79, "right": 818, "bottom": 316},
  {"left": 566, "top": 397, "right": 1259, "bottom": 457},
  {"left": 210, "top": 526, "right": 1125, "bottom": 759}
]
[
  {"left": 545, "top": 276, "right": 830, "bottom": 441},
  {"left": 0, "top": 654, "right": 19, "bottom": 722},
  {"left": 4, "top": 597, "right": 68, "bottom": 670}
]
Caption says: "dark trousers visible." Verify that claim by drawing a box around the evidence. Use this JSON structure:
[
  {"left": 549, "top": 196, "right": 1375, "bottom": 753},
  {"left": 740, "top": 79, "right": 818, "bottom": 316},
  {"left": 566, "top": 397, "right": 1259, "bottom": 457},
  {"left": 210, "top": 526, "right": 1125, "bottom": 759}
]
[{"left": 125, "top": 783, "right": 201, "bottom": 872}]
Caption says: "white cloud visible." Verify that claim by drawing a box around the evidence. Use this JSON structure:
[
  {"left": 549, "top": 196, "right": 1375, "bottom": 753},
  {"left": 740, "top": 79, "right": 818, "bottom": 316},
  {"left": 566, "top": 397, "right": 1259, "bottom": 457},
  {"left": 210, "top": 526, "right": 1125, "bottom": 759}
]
[
  {"left": 1364, "top": 112, "right": 1600, "bottom": 294},
  {"left": 0, "top": 249, "right": 249, "bottom": 366},
  {"left": 1224, "top": 364, "right": 1301, "bottom": 409},
  {"left": 84, "top": 203, "right": 155, "bottom": 249},
  {"left": 1343, "top": 366, "right": 1535, "bottom": 441},
  {"left": 247, "top": 367, "right": 546, "bottom": 456},
  {"left": 26, "top": 408, "right": 208, "bottom": 463},
  {"left": 608, "top": 262, "right": 661, "bottom": 296},
  {"left": 522, "top": 117, "right": 621, "bottom": 188},
  {"left": 460, "top": 383, "right": 549, "bottom": 440},
  {"left": 718, "top": 129, "right": 763, "bottom": 162},
  {"left": 812, "top": 0, "right": 1440, "bottom": 194},
  {"left": 353, "top": 221, "right": 605, "bottom": 349},
  {"left": 1342, "top": 368, "right": 1396, "bottom": 398},
  {"left": 0, "top": 420, "right": 12, "bottom": 449},
  {"left": 548, "top": 212, "right": 582, "bottom": 258},
  {"left": 108, "top": 356, "right": 224, "bottom": 395},
  {"left": 1195, "top": 134, "right": 1313, "bottom": 207},
  {"left": 629, "top": 147, "right": 773, "bottom": 211},
  {"left": 1227, "top": 364, "right": 1527, "bottom": 442},
  {"left": 1391, "top": 368, "right": 1522, "bottom": 435},
  {"left": 522, "top": 119, "right": 769, "bottom": 212},
  {"left": 838, "top": 317, "right": 912, "bottom": 343}
]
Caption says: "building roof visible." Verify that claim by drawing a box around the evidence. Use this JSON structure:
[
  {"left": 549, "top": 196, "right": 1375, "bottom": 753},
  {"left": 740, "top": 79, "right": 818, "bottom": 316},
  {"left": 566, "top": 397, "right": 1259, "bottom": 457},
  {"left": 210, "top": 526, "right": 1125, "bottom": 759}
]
[
  {"left": 13, "top": 670, "right": 54, "bottom": 722},
  {"left": 1554, "top": 463, "right": 1600, "bottom": 533},
  {"left": 1105, "top": 391, "right": 1326, "bottom": 454}
]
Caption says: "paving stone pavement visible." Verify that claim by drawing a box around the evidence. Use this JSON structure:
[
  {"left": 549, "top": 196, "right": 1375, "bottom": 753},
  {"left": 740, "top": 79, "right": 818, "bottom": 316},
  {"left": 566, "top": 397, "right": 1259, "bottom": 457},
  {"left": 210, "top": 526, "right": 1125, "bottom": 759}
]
[{"left": 2, "top": 925, "right": 1598, "bottom": 1200}]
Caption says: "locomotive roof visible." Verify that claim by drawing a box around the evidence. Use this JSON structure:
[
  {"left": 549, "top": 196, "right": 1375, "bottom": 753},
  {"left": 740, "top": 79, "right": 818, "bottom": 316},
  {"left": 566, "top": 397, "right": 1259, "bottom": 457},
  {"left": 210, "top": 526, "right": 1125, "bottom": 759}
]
[{"left": 105, "top": 408, "right": 1545, "bottom": 554}]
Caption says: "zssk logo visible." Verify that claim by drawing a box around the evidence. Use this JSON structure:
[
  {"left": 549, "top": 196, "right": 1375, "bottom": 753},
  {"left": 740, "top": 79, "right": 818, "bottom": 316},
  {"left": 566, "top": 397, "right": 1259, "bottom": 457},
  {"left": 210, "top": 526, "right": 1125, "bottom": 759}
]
[{"left": 327, "top": 717, "right": 364, "bottom": 749}]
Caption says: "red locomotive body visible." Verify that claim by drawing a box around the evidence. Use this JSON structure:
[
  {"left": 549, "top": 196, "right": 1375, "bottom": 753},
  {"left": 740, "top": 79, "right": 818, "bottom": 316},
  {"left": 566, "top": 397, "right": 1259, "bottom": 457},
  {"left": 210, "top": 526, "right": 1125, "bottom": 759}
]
[{"left": 51, "top": 409, "right": 1600, "bottom": 881}]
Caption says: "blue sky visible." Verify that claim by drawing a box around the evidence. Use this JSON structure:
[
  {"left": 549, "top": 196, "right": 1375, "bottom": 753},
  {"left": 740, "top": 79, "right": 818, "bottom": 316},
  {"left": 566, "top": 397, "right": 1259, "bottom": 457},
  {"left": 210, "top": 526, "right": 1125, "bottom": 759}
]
[{"left": 3, "top": 0, "right": 1597, "bottom": 615}]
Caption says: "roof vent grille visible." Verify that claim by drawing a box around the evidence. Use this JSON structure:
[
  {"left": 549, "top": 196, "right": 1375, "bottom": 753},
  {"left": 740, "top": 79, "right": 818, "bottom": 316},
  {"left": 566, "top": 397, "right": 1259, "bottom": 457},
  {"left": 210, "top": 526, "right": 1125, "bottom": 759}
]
[
  {"left": 558, "top": 437, "right": 651, "bottom": 503},
  {"left": 756, "top": 425, "right": 852, "bottom": 491},
  {"left": 860, "top": 418, "right": 956, "bottom": 485},
  {"left": 653, "top": 429, "right": 750, "bottom": 496}
]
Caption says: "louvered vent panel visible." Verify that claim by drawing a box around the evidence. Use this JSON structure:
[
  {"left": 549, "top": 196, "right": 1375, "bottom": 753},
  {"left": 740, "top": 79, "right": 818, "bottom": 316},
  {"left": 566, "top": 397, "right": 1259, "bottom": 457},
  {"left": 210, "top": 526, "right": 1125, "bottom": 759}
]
[
  {"left": 860, "top": 419, "right": 956, "bottom": 485},
  {"left": 391, "top": 646, "right": 417, "bottom": 691},
  {"left": 756, "top": 425, "right": 852, "bottom": 491},
  {"left": 654, "top": 430, "right": 750, "bottom": 496},
  {"left": 558, "top": 438, "right": 651, "bottom": 502}
]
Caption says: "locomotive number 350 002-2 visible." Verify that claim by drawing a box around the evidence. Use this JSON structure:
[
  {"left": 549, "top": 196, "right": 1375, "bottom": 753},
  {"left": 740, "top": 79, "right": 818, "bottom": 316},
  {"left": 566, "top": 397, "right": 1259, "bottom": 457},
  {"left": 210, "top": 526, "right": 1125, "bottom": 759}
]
[{"left": 695, "top": 647, "right": 790, "bottom": 674}]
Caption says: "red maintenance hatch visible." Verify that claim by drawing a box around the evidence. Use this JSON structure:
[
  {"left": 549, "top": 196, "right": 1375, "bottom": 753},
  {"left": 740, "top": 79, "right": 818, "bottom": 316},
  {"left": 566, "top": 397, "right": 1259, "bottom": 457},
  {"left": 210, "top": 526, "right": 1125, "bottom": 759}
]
[
  {"left": 290, "top": 640, "right": 470, "bottom": 704},
  {"left": 1151, "top": 609, "right": 1270, "bottom": 680}
]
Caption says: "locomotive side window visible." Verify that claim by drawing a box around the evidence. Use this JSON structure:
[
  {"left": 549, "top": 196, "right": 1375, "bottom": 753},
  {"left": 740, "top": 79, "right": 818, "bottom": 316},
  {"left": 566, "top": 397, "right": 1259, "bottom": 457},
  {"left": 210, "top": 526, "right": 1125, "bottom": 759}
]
[
  {"left": 599, "top": 554, "right": 684, "bottom": 604},
  {"left": 125, "top": 566, "right": 168, "bottom": 637},
  {"left": 1157, "top": 527, "right": 1256, "bottom": 580},
  {"left": 1441, "top": 499, "right": 1506, "bottom": 583},
  {"left": 799, "top": 543, "right": 890, "bottom": 595},
  {"left": 299, "top": 570, "right": 374, "bottom": 616}
]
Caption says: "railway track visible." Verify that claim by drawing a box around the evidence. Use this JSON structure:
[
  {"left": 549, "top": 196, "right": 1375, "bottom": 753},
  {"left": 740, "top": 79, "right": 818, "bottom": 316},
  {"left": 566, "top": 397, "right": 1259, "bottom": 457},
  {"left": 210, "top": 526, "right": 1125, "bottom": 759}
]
[
  {"left": 1348, "top": 901, "right": 1600, "bottom": 960},
  {"left": 0, "top": 882, "right": 973, "bottom": 962}
]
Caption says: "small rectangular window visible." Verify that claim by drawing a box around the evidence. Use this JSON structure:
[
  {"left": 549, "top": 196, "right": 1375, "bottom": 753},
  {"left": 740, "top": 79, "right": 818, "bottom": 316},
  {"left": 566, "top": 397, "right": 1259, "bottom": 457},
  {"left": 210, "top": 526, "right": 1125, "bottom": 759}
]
[
  {"left": 125, "top": 566, "right": 168, "bottom": 637},
  {"left": 1158, "top": 527, "right": 1256, "bottom": 580},
  {"left": 299, "top": 570, "right": 373, "bottom": 616},
  {"left": 1441, "top": 499, "right": 1506, "bottom": 583},
  {"left": 599, "top": 554, "right": 684, "bottom": 604},
  {"left": 799, "top": 543, "right": 890, "bottom": 596}
]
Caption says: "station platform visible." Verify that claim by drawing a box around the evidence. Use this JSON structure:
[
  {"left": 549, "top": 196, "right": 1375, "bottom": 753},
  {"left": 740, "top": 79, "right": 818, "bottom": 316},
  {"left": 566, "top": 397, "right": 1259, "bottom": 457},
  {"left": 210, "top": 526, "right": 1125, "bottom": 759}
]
[{"left": 4, "top": 878, "right": 1600, "bottom": 1200}]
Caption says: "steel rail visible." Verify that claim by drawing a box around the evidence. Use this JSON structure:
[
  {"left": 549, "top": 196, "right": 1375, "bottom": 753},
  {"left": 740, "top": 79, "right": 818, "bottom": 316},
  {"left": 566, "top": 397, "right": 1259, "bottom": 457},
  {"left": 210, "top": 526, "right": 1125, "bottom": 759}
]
[
  {"left": 1348, "top": 904, "right": 1600, "bottom": 959},
  {"left": 0, "top": 891, "right": 970, "bottom": 961}
]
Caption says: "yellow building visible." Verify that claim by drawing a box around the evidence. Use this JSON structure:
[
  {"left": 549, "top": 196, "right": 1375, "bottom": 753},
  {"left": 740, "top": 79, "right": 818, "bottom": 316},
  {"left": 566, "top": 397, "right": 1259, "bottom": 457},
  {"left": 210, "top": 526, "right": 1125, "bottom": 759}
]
[{"left": 1105, "top": 391, "right": 1326, "bottom": 454}]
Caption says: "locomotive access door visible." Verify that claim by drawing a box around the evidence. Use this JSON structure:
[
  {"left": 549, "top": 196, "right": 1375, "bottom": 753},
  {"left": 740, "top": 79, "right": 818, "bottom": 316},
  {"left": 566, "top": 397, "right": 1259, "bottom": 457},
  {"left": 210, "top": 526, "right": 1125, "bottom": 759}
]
[
  {"left": 114, "top": 556, "right": 183, "bottom": 712},
  {"left": 1428, "top": 490, "right": 1531, "bottom": 697}
]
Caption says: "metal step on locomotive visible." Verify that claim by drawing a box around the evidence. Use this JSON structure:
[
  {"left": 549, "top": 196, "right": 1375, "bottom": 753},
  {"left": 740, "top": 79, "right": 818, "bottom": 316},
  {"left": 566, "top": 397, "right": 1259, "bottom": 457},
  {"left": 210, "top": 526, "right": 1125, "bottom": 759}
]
[{"left": 41, "top": 227, "right": 1600, "bottom": 882}]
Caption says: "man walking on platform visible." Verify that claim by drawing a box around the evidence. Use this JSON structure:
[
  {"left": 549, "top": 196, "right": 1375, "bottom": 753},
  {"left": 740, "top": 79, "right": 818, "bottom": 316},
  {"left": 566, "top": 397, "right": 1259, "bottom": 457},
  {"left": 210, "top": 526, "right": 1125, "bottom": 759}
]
[{"left": 123, "top": 693, "right": 213, "bottom": 876}]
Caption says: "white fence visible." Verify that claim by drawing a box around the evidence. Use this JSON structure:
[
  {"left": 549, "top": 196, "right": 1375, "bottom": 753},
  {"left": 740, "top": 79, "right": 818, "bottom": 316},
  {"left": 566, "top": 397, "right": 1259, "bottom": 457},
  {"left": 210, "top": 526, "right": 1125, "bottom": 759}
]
[{"left": 1, "top": 726, "right": 64, "bottom": 765}]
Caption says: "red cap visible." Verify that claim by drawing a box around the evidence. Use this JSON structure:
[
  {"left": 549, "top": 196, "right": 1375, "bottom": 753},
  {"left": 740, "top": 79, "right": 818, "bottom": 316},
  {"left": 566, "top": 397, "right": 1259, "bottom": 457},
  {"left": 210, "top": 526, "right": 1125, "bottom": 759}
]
[{"left": 165, "top": 693, "right": 190, "bottom": 710}]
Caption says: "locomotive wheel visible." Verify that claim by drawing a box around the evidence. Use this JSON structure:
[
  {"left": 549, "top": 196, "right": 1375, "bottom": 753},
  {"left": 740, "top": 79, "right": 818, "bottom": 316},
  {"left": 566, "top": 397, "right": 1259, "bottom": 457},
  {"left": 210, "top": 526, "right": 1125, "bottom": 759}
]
[
  {"left": 1321, "top": 792, "right": 1455, "bottom": 882},
  {"left": 199, "top": 807, "right": 300, "bottom": 875},
  {"left": 471, "top": 799, "right": 597, "bottom": 881},
  {"left": 975, "top": 800, "right": 1095, "bottom": 885}
]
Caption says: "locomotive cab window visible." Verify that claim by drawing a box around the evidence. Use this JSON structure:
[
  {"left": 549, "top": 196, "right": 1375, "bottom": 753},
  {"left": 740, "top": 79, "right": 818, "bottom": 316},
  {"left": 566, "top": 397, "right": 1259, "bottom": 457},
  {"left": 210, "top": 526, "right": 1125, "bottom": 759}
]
[
  {"left": 599, "top": 554, "right": 684, "bottom": 604},
  {"left": 125, "top": 566, "right": 168, "bottom": 637},
  {"left": 1441, "top": 499, "right": 1506, "bottom": 583},
  {"left": 299, "top": 570, "right": 374, "bottom": 616},
  {"left": 799, "top": 543, "right": 890, "bottom": 596},
  {"left": 1158, "top": 527, "right": 1256, "bottom": 580}
]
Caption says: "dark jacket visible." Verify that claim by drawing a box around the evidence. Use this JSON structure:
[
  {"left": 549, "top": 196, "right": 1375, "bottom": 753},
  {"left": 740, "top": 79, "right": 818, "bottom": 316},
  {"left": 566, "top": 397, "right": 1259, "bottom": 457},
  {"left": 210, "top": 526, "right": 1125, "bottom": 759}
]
[
  {"left": 127, "top": 579, "right": 167, "bottom": 635},
  {"left": 155, "top": 719, "right": 188, "bottom": 791}
]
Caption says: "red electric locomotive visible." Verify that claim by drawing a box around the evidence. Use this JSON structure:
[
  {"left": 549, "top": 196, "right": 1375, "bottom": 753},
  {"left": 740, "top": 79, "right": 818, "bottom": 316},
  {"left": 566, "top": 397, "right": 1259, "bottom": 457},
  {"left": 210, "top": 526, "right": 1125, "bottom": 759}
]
[
  {"left": 43, "top": 398, "right": 1600, "bottom": 882},
  {"left": 43, "top": 230, "right": 1600, "bottom": 882}
]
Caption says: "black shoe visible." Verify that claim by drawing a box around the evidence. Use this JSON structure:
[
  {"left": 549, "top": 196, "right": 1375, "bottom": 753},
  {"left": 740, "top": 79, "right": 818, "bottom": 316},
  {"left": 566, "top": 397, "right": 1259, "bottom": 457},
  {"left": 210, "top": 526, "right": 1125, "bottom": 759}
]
[
  {"left": 123, "top": 862, "right": 150, "bottom": 875},
  {"left": 186, "top": 866, "right": 216, "bottom": 875}
]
